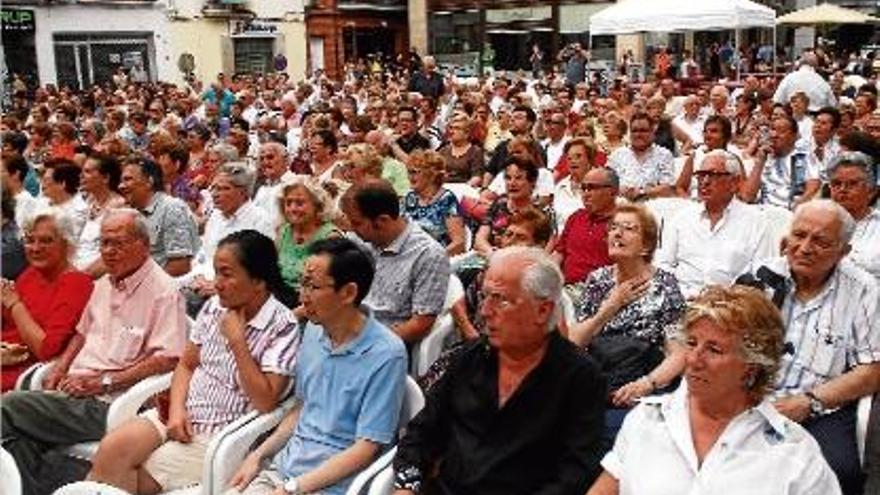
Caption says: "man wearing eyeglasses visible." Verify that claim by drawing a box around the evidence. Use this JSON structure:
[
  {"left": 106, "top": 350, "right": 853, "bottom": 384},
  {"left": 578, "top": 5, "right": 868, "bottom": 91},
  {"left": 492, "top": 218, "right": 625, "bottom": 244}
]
[
  {"left": 392, "top": 247, "right": 606, "bottom": 495},
  {"left": 828, "top": 152, "right": 879, "bottom": 282},
  {"left": 736, "top": 199, "right": 880, "bottom": 495},
  {"left": 656, "top": 150, "right": 774, "bottom": 299}
]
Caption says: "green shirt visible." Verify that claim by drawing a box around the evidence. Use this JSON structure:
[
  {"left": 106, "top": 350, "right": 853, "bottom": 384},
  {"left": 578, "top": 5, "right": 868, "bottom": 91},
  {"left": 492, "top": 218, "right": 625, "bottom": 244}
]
[
  {"left": 277, "top": 222, "right": 338, "bottom": 289},
  {"left": 381, "top": 157, "right": 411, "bottom": 196}
]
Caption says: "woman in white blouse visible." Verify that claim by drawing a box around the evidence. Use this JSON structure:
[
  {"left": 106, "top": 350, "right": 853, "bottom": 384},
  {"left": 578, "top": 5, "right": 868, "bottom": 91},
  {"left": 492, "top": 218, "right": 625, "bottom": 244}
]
[{"left": 587, "top": 285, "right": 841, "bottom": 495}]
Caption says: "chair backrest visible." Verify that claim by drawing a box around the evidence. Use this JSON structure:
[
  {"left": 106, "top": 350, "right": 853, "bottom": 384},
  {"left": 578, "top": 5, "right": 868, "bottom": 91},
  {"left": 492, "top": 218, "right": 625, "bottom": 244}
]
[
  {"left": 52, "top": 481, "right": 131, "bottom": 495},
  {"left": 401, "top": 376, "right": 426, "bottom": 428},
  {"left": 758, "top": 204, "right": 793, "bottom": 256},
  {"left": 1, "top": 447, "right": 21, "bottom": 495}
]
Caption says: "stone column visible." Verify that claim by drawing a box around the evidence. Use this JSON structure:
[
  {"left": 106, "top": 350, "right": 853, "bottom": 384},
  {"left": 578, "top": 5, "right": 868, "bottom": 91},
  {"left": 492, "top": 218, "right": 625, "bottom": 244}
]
[{"left": 408, "top": 0, "right": 428, "bottom": 54}]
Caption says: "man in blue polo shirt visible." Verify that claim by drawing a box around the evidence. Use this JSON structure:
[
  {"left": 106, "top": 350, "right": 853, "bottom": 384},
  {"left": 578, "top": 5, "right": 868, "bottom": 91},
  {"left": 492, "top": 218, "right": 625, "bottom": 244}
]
[{"left": 228, "top": 237, "right": 408, "bottom": 495}]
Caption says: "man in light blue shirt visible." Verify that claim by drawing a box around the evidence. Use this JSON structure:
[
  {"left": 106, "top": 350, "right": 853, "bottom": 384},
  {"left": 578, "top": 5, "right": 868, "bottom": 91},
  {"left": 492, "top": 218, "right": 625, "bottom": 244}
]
[{"left": 228, "top": 237, "right": 407, "bottom": 495}]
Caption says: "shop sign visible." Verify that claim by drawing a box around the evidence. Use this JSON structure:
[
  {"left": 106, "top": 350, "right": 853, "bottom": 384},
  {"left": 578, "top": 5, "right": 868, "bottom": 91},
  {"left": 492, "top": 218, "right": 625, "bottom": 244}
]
[
  {"left": 231, "top": 19, "right": 279, "bottom": 36},
  {"left": 1, "top": 9, "right": 35, "bottom": 34}
]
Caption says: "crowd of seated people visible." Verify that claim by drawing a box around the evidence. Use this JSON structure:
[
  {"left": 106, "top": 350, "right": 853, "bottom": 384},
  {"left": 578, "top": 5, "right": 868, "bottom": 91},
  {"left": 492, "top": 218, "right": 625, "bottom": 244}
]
[{"left": 1, "top": 46, "right": 879, "bottom": 495}]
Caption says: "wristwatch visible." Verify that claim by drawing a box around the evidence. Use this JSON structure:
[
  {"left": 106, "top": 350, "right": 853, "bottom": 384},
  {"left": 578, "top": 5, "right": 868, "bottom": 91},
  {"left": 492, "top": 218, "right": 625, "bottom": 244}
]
[
  {"left": 100, "top": 373, "right": 114, "bottom": 394},
  {"left": 805, "top": 391, "right": 826, "bottom": 418},
  {"left": 283, "top": 477, "right": 303, "bottom": 495}
]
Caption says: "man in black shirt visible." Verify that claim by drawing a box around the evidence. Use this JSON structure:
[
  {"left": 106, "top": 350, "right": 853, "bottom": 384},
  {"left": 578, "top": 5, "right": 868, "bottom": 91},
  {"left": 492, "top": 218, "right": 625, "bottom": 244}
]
[
  {"left": 391, "top": 106, "right": 431, "bottom": 161},
  {"left": 408, "top": 55, "right": 444, "bottom": 100},
  {"left": 393, "top": 246, "right": 606, "bottom": 495}
]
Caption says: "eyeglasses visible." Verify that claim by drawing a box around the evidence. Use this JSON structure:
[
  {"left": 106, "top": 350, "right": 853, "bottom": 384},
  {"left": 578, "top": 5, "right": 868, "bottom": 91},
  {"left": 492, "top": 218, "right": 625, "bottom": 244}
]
[
  {"left": 694, "top": 170, "right": 732, "bottom": 182},
  {"left": 608, "top": 221, "right": 640, "bottom": 234},
  {"left": 829, "top": 178, "right": 868, "bottom": 190},
  {"left": 100, "top": 236, "right": 136, "bottom": 251},
  {"left": 581, "top": 182, "right": 614, "bottom": 192},
  {"left": 299, "top": 278, "right": 335, "bottom": 293},
  {"left": 480, "top": 289, "right": 518, "bottom": 309}
]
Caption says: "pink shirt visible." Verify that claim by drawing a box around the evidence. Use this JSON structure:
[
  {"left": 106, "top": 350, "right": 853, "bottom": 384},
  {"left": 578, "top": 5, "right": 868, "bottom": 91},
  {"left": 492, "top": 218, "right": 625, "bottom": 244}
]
[{"left": 68, "top": 258, "right": 187, "bottom": 377}]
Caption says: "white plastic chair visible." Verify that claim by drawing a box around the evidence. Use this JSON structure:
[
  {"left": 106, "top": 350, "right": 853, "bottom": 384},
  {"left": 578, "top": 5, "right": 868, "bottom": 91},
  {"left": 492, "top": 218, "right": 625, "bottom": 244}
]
[
  {"left": 443, "top": 183, "right": 480, "bottom": 202},
  {"left": 757, "top": 204, "right": 793, "bottom": 256},
  {"left": 560, "top": 291, "right": 576, "bottom": 329},
  {"left": 410, "top": 274, "right": 465, "bottom": 377},
  {"left": 62, "top": 373, "right": 174, "bottom": 460},
  {"left": 345, "top": 377, "right": 425, "bottom": 495},
  {"left": 14, "top": 361, "right": 51, "bottom": 391},
  {"left": 366, "top": 465, "right": 395, "bottom": 495},
  {"left": 53, "top": 481, "right": 131, "bottom": 495},
  {"left": 857, "top": 394, "right": 873, "bottom": 467},
  {"left": 1, "top": 447, "right": 22, "bottom": 495}
]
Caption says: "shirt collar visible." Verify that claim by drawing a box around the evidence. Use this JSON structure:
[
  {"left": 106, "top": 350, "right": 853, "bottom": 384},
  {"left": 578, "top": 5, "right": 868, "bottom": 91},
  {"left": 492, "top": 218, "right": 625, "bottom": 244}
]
[
  {"left": 317, "top": 305, "right": 378, "bottom": 356},
  {"left": 110, "top": 258, "right": 155, "bottom": 295},
  {"left": 246, "top": 295, "right": 284, "bottom": 331},
  {"left": 381, "top": 220, "right": 414, "bottom": 255},
  {"left": 142, "top": 192, "right": 162, "bottom": 215}
]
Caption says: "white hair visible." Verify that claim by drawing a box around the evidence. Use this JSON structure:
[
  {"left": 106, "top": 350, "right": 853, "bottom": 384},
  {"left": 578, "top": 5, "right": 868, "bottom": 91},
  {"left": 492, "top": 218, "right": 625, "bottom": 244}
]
[
  {"left": 217, "top": 162, "right": 257, "bottom": 196},
  {"left": 103, "top": 207, "right": 151, "bottom": 244},
  {"left": 23, "top": 207, "right": 78, "bottom": 260},
  {"left": 702, "top": 150, "right": 744, "bottom": 176},
  {"left": 490, "top": 246, "right": 563, "bottom": 332},
  {"left": 277, "top": 175, "right": 335, "bottom": 223},
  {"left": 792, "top": 199, "right": 856, "bottom": 245}
]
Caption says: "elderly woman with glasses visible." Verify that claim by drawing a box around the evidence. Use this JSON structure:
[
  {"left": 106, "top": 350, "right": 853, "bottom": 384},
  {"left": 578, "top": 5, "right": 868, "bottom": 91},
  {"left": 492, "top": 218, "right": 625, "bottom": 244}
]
[
  {"left": 827, "top": 151, "right": 879, "bottom": 281},
  {"left": 1, "top": 209, "right": 94, "bottom": 390},
  {"left": 402, "top": 150, "right": 466, "bottom": 256},
  {"left": 587, "top": 285, "right": 842, "bottom": 495},
  {"left": 569, "top": 203, "right": 686, "bottom": 445}
]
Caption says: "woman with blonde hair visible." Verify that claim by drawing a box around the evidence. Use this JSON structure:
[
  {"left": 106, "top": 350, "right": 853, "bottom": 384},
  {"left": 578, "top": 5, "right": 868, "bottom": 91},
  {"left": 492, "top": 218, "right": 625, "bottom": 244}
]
[
  {"left": 587, "top": 285, "right": 841, "bottom": 495},
  {"left": 401, "top": 150, "right": 466, "bottom": 255},
  {"left": 275, "top": 176, "right": 339, "bottom": 304}
]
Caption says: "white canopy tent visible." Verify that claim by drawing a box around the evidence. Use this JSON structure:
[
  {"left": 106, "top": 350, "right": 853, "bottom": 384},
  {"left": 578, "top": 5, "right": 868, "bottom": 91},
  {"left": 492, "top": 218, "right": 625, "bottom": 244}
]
[
  {"left": 589, "top": 0, "right": 777, "bottom": 76},
  {"left": 589, "top": 0, "right": 776, "bottom": 35}
]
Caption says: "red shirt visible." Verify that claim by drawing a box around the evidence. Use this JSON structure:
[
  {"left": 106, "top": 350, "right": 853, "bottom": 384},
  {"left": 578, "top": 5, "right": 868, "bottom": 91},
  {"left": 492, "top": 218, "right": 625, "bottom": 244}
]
[
  {"left": 556, "top": 209, "right": 612, "bottom": 285},
  {"left": 1, "top": 267, "right": 93, "bottom": 390}
]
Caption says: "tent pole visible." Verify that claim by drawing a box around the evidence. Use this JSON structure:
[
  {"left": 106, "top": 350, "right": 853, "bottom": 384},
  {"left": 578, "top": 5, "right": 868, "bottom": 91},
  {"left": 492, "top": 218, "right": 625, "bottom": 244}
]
[{"left": 772, "top": 25, "right": 777, "bottom": 77}]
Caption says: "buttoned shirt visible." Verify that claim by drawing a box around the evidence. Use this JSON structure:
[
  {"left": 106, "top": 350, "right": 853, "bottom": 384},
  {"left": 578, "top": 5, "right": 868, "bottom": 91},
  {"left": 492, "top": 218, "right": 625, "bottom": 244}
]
[
  {"left": 849, "top": 208, "right": 880, "bottom": 282},
  {"left": 743, "top": 257, "right": 880, "bottom": 399},
  {"left": 541, "top": 136, "right": 569, "bottom": 171},
  {"left": 274, "top": 310, "right": 407, "bottom": 495},
  {"left": 760, "top": 149, "right": 819, "bottom": 209},
  {"left": 252, "top": 171, "right": 297, "bottom": 230},
  {"left": 808, "top": 137, "right": 842, "bottom": 182},
  {"left": 361, "top": 221, "right": 450, "bottom": 328},
  {"left": 602, "top": 383, "right": 841, "bottom": 495},
  {"left": 608, "top": 144, "right": 675, "bottom": 190},
  {"left": 140, "top": 192, "right": 200, "bottom": 267},
  {"left": 68, "top": 259, "right": 188, "bottom": 393},
  {"left": 672, "top": 114, "right": 707, "bottom": 145},
  {"left": 186, "top": 295, "right": 301, "bottom": 434},
  {"left": 655, "top": 199, "right": 773, "bottom": 298},
  {"left": 552, "top": 176, "right": 583, "bottom": 230},
  {"left": 195, "top": 200, "right": 274, "bottom": 279}
]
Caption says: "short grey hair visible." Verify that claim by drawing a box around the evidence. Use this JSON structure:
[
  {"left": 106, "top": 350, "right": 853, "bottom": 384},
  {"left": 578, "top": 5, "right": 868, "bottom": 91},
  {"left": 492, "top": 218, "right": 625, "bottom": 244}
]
[
  {"left": 702, "top": 150, "right": 744, "bottom": 176},
  {"left": 261, "top": 141, "right": 288, "bottom": 159},
  {"left": 792, "top": 199, "right": 856, "bottom": 245},
  {"left": 217, "top": 162, "right": 257, "bottom": 196},
  {"left": 277, "top": 175, "right": 335, "bottom": 223},
  {"left": 829, "top": 151, "right": 876, "bottom": 186},
  {"left": 208, "top": 142, "right": 240, "bottom": 163},
  {"left": 103, "top": 207, "right": 151, "bottom": 244},
  {"left": 490, "top": 246, "right": 563, "bottom": 332},
  {"left": 23, "top": 207, "right": 78, "bottom": 260}
]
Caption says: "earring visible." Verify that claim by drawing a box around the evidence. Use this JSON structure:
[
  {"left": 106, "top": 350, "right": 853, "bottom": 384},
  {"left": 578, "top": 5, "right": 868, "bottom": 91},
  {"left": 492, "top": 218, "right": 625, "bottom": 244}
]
[{"left": 742, "top": 373, "right": 758, "bottom": 391}]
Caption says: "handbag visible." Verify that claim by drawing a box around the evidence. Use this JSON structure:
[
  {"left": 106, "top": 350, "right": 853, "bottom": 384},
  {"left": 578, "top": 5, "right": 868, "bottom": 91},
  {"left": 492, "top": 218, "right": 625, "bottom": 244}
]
[{"left": 588, "top": 333, "right": 664, "bottom": 393}]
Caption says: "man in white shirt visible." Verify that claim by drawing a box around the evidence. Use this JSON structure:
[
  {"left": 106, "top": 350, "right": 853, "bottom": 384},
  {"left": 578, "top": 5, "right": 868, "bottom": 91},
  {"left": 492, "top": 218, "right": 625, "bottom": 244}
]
[
  {"left": 738, "top": 200, "right": 880, "bottom": 495},
  {"left": 253, "top": 142, "right": 296, "bottom": 229},
  {"left": 744, "top": 115, "right": 820, "bottom": 209},
  {"left": 186, "top": 162, "right": 274, "bottom": 314},
  {"left": 773, "top": 52, "right": 837, "bottom": 111},
  {"left": 828, "top": 152, "right": 880, "bottom": 281},
  {"left": 608, "top": 112, "right": 676, "bottom": 201},
  {"left": 656, "top": 150, "right": 773, "bottom": 298},
  {"left": 671, "top": 95, "right": 707, "bottom": 145},
  {"left": 1, "top": 154, "right": 38, "bottom": 228},
  {"left": 541, "top": 111, "right": 570, "bottom": 172},
  {"left": 809, "top": 107, "right": 843, "bottom": 182}
]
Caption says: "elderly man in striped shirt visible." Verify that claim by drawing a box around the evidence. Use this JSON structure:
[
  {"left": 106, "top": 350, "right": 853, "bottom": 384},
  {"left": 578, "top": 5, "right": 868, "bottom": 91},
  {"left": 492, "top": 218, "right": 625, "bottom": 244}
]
[
  {"left": 737, "top": 199, "right": 880, "bottom": 495},
  {"left": 87, "top": 230, "right": 301, "bottom": 494}
]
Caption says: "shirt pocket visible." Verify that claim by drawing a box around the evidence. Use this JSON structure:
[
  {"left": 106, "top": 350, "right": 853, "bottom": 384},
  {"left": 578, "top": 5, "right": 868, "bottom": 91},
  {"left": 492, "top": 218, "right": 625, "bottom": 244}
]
[
  {"left": 109, "top": 325, "right": 148, "bottom": 364},
  {"left": 806, "top": 326, "right": 846, "bottom": 379}
]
